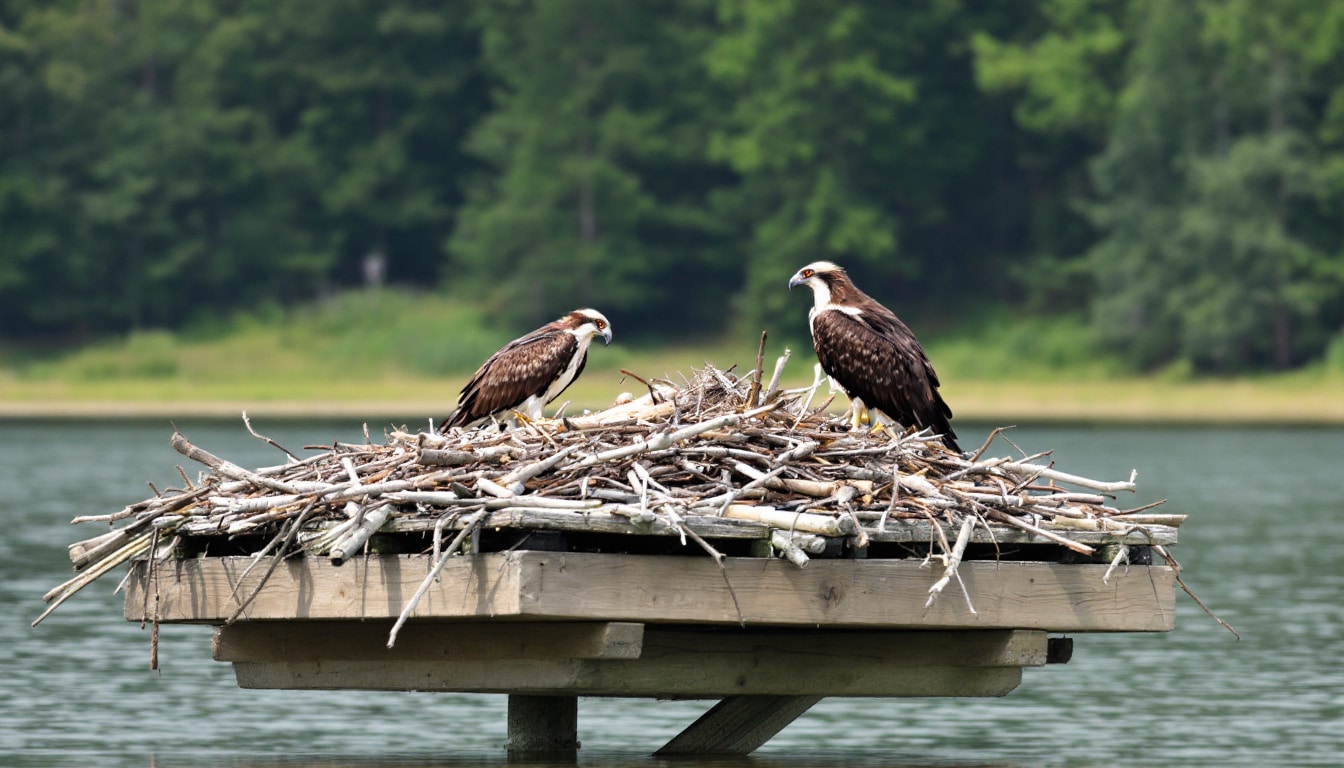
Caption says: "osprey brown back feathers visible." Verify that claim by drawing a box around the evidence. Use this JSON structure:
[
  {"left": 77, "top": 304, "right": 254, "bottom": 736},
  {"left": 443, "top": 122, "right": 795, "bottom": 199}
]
[
  {"left": 789, "top": 261, "right": 960, "bottom": 452},
  {"left": 442, "top": 309, "right": 612, "bottom": 431}
]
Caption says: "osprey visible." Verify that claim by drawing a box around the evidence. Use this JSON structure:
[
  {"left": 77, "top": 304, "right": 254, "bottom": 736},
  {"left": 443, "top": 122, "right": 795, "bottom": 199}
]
[
  {"left": 441, "top": 308, "right": 612, "bottom": 431},
  {"left": 788, "top": 261, "right": 960, "bottom": 452}
]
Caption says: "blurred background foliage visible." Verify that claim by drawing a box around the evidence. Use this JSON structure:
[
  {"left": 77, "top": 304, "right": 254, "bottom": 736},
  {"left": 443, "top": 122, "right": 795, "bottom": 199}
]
[{"left": 2, "top": 0, "right": 1342, "bottom": 375}]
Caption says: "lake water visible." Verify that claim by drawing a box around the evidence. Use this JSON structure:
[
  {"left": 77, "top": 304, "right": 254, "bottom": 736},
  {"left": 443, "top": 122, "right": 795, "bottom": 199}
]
[{"left": 1, "top": 419, "right": 1340, "bottom": 767}]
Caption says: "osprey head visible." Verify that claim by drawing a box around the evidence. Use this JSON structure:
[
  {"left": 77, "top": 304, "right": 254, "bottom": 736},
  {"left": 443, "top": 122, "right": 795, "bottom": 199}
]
[
  {"left": 788, "top": 260, "right": 845, "bottom": 290},
  {"left": 567, "top": 308, "right": 613, "bottom": 346}
]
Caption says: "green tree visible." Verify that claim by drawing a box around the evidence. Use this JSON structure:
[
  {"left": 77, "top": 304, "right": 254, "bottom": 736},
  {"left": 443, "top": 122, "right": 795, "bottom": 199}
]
[
  {"left": 970, "top": 0, "right": 1129, "bottom": 311},
  {"left": 0, "top": 1, "right": 485, "bottom": 338},
  {"left": 205, "top": 2, "right": 487, "bottom": 289},
  {"left": 450, "top": 0, "right": 736, "bottom": 337},
  {"left": 709, "top": 0, "right": 1033, "bottom": 337},
  {"left": 1090, "top": 0, "right": 1343, "bottom": 371},
  {"left": 977, "top": 0, "right": 1344, "bottom": 371},
  {"left": 0, "top": 2, "right": 62, "bottom": 330}
]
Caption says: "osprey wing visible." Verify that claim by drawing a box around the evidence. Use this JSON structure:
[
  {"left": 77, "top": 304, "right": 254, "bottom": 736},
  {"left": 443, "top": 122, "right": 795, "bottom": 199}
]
[
  {"left": 445, "top": 330, "right": 579, "bottom": 429},
  {"left": 811, "top": 308, "right": 959, "bottom": 451}
]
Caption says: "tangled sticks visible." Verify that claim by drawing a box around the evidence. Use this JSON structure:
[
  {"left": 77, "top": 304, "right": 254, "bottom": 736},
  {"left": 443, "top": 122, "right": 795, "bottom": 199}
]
[{"left": 38, "top": 360, "right": 1184, "bottom": 642}]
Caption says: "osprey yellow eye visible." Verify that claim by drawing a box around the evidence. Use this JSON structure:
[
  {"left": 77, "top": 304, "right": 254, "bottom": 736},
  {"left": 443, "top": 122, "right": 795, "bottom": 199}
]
[
  {"left": 802, "top": 269, "right": 814, "bottom": 278},
  {"left": 596, "top": 320, "right": 606, "bottom": 330}
]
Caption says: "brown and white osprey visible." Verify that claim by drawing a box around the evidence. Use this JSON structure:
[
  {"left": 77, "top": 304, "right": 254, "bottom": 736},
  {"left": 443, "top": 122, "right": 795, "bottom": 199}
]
[
  {"left": 441, "top": 308, "right": 612, "bottom": 431},
  {"left": 789, "top": 261, "right": 960, "bottom": 452}
]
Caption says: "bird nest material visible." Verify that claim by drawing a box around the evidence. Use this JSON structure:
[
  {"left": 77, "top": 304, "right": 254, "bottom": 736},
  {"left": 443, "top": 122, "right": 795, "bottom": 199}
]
[{"left": 37, "top": 358, "right": 1193, "bottom": 642}]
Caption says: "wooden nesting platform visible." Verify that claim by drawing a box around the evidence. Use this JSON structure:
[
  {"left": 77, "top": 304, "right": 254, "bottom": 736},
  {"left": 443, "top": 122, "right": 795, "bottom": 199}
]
[
  {"left": 45, "top": 364, "right": 1188, "bottom": 756},
  {"left": 123, "top": 521, "right": 1176, "bottom": 755}
]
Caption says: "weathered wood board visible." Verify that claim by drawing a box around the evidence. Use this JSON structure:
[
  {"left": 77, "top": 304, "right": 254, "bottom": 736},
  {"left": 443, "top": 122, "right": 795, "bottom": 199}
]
[
  {"left": 126, "top": 551, "right": 1175, "bottom": 632},
  {"left": 385, "top": 509, "right": 1181, "bottom": 547},
  {"left": 213, "top": 620, "right": 646, "bottom": 662},
  {"left": 224, "top": 625, "right": 1046, "bottom": 697},
  {"left": 655, "top": 696, "right": 825, "bottom": 755}
]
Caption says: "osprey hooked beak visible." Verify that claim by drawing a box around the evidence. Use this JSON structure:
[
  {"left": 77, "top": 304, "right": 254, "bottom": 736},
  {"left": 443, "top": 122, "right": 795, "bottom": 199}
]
[
  {"left": 573, "top": 308, "right": 612, "bottom": 346},
  {"left": 789, "top": 261, "right": 840, "bottom": 291},
  {"left": 788, "top": 265, "right": 821, "bottom": 290}
]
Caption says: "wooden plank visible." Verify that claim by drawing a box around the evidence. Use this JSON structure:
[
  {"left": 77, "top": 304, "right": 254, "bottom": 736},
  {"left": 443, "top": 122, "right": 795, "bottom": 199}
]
[
  {"left": 231, "top": 658, "right": 1024, "bottom": 697},
  {"left": 655, "top": 696, "right": 823, "bottom": 756},
  {"left": 865, "top": 519, "right": 1179, "bottom": 547},
  {"left": 213, "top": 621, "right": 644, "bottom": 662},
  {"left": 507, "top": 695, "right": 578, "bottom": 756},
  {"left": 126, "top": 552, "right": 1176, "bottom": 632},
  {"left": 387, "top": 511, "right": 1179, "bottom": 546},
  {"left": 218, "top": 625, "right": 1044, "bottom": 665},
  {"left": 126, "top": 553, "right": 522, "bottom": 624},
  {"left": 228, "top": 628, "right": 1043, "bottom": 697},
  {"left": 515, "top": 555, "right": 1175, "bottom": 632}
]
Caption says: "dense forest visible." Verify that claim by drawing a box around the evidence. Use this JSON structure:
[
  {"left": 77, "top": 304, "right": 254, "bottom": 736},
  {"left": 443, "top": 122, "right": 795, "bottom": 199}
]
[{"left": 2, "top": 0, "right": 1342, "bottom": 373}]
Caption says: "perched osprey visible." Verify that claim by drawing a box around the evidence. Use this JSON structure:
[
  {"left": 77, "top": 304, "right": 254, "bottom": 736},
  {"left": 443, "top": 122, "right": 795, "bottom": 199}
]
[
  {"left": 788, "top": 261, "right": 961, "bottom": 452},
  {"left": 441, "top": 308, "right": 612, "bottom": 431}
]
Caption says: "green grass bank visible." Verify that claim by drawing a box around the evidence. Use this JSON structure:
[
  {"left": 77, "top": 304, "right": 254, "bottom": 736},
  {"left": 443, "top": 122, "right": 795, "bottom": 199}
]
[{"left": 3, "top": 289, "right": 1341, "bottom": 426}]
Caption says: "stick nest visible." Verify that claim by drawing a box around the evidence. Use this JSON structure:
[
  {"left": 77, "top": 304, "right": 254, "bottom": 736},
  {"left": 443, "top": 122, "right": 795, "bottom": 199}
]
[{"left": 38, "top": 361, "right": 1184, "bottom": 632}]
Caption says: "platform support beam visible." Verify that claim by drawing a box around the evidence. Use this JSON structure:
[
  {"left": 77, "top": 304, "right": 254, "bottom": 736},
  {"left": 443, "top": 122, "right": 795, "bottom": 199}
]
[
  {"left": 656, "top": 695, "right": 824, "bottom": 756},
  {"left": 507, "top": 694, "right": 578, "bottom": 758}
]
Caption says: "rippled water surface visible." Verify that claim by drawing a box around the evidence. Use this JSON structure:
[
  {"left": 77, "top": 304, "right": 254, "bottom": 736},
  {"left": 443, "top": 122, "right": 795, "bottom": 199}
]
[{"left": 2, "top": 420, "right": 1340, "bottom": 767}]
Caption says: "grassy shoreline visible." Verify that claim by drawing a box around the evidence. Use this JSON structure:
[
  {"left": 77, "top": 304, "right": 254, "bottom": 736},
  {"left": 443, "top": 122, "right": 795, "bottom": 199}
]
[
  {"left": 3, "top": 373, "right": 1340, "bottom": 426},
  {"left": 4, "top": 289, "right": 1340, "bottom": 426}
]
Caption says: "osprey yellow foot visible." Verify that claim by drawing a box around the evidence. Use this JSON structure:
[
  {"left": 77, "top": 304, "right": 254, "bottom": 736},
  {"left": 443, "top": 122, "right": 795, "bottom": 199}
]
[{"left": 847, "top": 407, "right": 870, "bottom": 431}]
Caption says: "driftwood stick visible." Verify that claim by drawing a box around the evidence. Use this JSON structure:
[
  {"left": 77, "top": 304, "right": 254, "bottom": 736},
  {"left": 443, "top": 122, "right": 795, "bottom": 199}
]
[
  {"left": 746, "top": 331, "right": 767, "bottom": 408},
  {"left": 34, "top": 534, "right": 152, "bottom": 625},
  {"left": 498, "top": 443, "right": 584, "bottom": 493},
  {"left": 229, "top": 518, "right": 300, "bottom": 601},
  {"left": 171, "top": 431, "right": 299, "bottom": 495},
  {"left": 382, "top": 491, "right": 467, "bottom": 506},
  {"left": 762, "top": 347, "right": 792, "bottom": 404},
  {"left": 242, "top": 412, "right": 300, "bottom": 462},
  {"left": 711, "top": 465, "right": 788, "bottom": 516},
  {"left": 968, "top": 425, "right": 1012, "bottom": 463},
  {"left": 489, "top": 497, "right": 602, "bottom": 511},
  {"left": 1153, "top": 544, "right": 1238, "bottom": 639},
  {"left": 619, "top": 368, "right": 663, "bottom": 404},
  {"left": 224, "top": 502, "right": 319, "bottom": 625},
  {"left": 658, "top": 505, "right": 746, "bottom": 626},
  {"left": 476, "top": 478, "right": 515, "bottom": 498},
  {"left": 838, "top": 491, "right": 870, "bottom": 549},
  {"left": 387, "top": 510, "right": 487, "bottom": 648},
  {"left": 609, "top": 503, "right": 658, "bottom": 525},
  {"left": 1000, "top": 462, "right": 1138, "bottom": 493},
  {"left": 1102, "top": 543, "right": 1130, "bottom": 585},
  {"left": 340, "top": 456, "right": 361, "bottom": 485},
  {"left": 926, "top": 515, "right": 977, "bottom": 613},
  {"left": 942, "top": 450, "right": 1051, "bottom": 483},
  {"left": 564, "top": 412, "right": 745, "bottom": 470},
  {"left": 770, "top": 529, "right": 810, "bottom": 567},
  {"left": 329, "top": 501, "right": 395, "bottom": 565},
  {"left": 1107, "top": 500, "right": 1172, "bottom": 517},
  {"left": 920, "top": 511, "right": 954, "bottom": 569},
  {"left": 789, "top": 363, "right": 826, "bottom": 429},
  {"left": 988, "top": 510, "right": 1094, "bottom": 555},
  {"left": 419, "top": 445, "right": 521, "bottom": 467},
  {"left": 722, "top": 504, "right": 854, "bottom": 536},
  {"left": 70, "top": 486, "right": 198, "bottom": 524},
  {"left": 69, "top": 527, "right": 146, "bottom": 570},
  {"left": 1106, "top": 513, "right": 1183, "bottom": 527}
]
